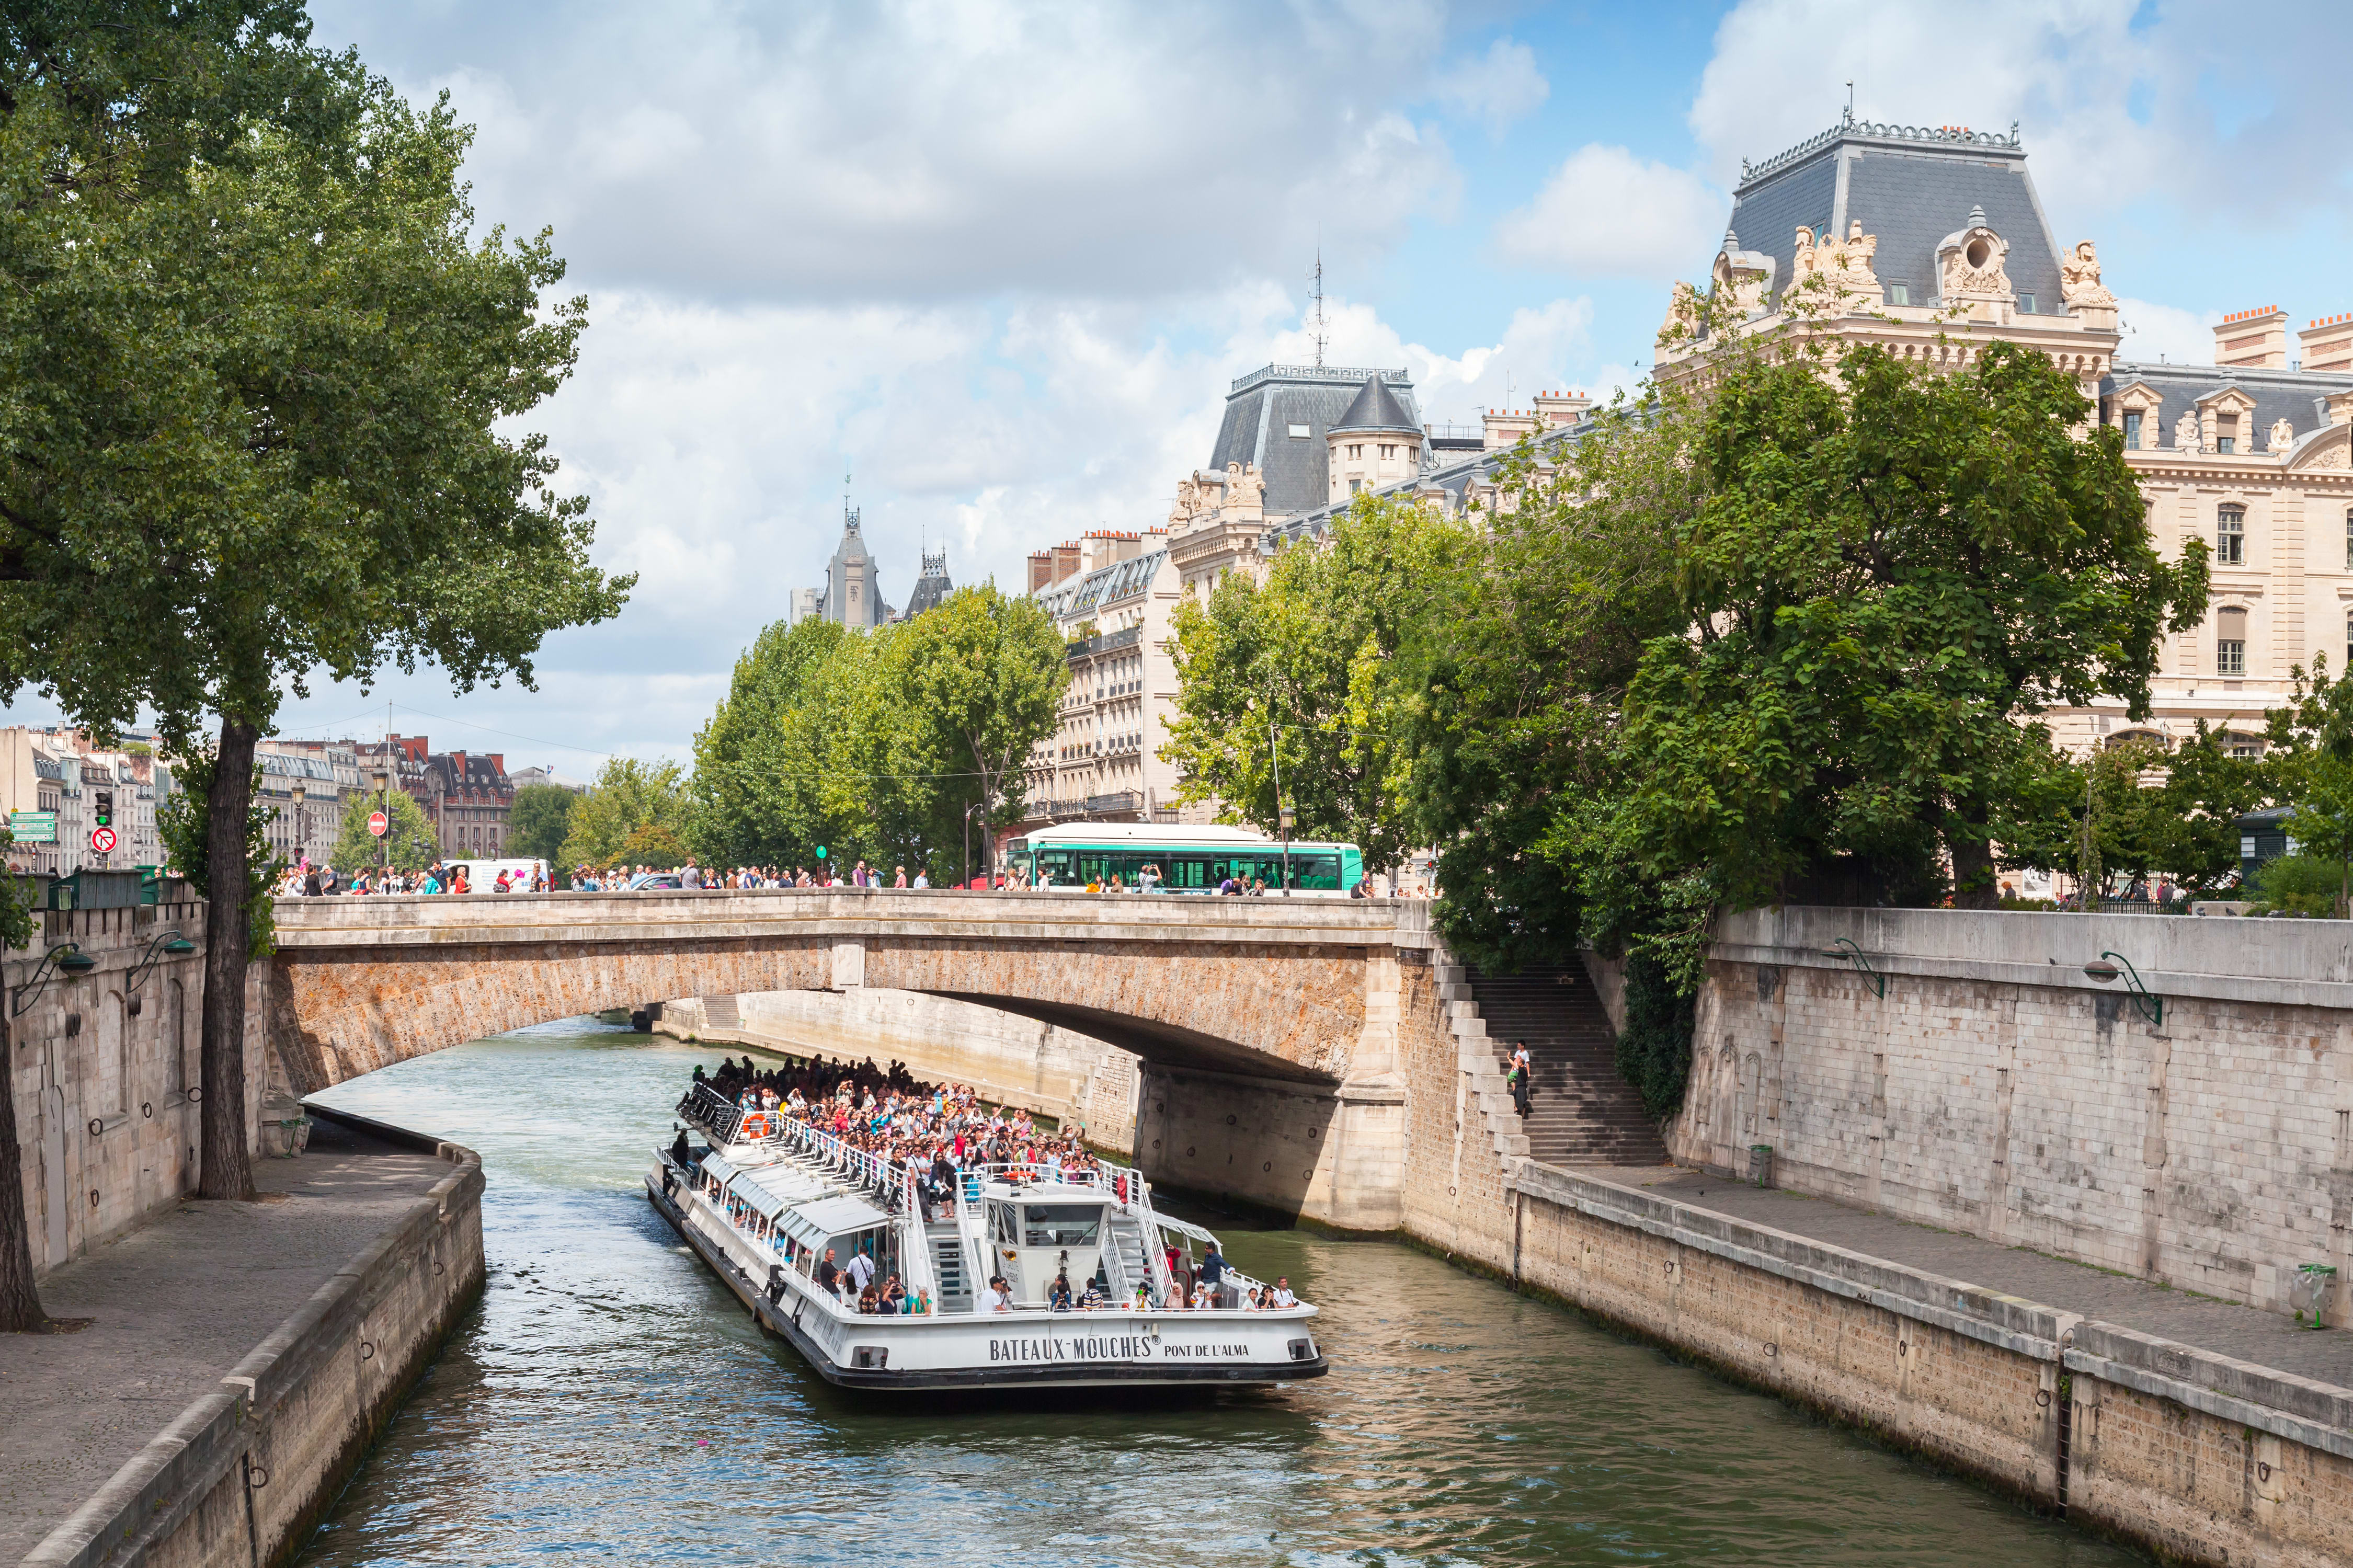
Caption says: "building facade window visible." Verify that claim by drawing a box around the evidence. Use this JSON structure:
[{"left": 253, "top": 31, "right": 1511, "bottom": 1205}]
[
  {"left": 2216, "top": 604, "right": 2248, "bottom": 676},
  {"left": 2123, "top": 411, "right": 2142, "bottom": 450},
  {"left": 2217, "top": 504, "right": 2245, "bottom": 565},
  {"left": 2017, "top": 292, "right": 2036, "bottom": 313},
  {"left": 2214, "top": 415, "right": 2237, "bottom": 454},
  {"left": 1885, "top": 282, "right": 1909, "bottom": 306},
  {"left": 2344, "top": 507, "right": 2352, "bottom": 570}
]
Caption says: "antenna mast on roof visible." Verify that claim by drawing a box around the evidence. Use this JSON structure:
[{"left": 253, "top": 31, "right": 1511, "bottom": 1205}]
[{"left": 1308, "top": 249, "right": 1328, "bottom": 369}]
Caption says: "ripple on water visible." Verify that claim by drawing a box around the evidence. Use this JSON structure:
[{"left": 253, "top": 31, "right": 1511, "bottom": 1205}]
[{"left": 299, "top": 1022, "right": 2146, "bottom": 1568}]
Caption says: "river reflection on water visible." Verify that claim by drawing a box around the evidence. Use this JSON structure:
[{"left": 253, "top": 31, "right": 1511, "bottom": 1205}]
[{"left": 300, "top": 1020, "right": 2141, "bottom": 1567}]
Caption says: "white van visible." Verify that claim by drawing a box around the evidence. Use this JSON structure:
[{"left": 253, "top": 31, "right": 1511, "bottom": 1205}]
[{"left": 449, "top": 858, "right": 548, "bottom": 891}]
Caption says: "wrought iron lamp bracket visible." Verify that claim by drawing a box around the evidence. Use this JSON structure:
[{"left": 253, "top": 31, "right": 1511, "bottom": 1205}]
[
  {"left": 1822, "top": 936, "right": 1887, "bottom": 1000},
  {"left": 2097, "top": 950, "right": 2165, "bottom": 1029},
  {"left": 127, "top": 928, "right": 188, "bottom": 998},
  {"left": 15, "top": 943, "right": 85, "bottom": 1016}
]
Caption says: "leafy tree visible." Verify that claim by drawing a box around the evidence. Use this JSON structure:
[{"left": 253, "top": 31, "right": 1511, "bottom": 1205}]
[
  {"left": 326, "top": 787, "right": 438, "bottom": 873},
  {"left": 1404, "top": 411, "right": 1693, "bottom": 971},
  {"left": 689, "top": 590, "right": 1064, "bottom": 885},
  {"left": 618, "top": 821, "right": 690, "bottom": 869},
  {"left": 0, "top": 20, "right": 630, "bottom": 1208},
  {"left": 154, "top": 757, "right": 281, "bottom": 959},
  {"left": 1615, "top": 952, "right": 1697, "bottom": 1119},
  {"left": 508, "top": 782, "right": 577, "bottom": 864},
  {"left": 873, "top": 585, "right": 1067, "bottom": 878},
  {"left": 2248, "top": 854, "right": 2340, "bottom": 917},
  {"left": 559, "top": 758, "right": 691, "bottom": 871},
  {"left": 1611, "top": 340, "right": 2206, "bottom": 926},
  {"left": 1165, "top": 494, "right": 1468, "bottom": 878},
  {"left": 2266, "top": 655, "right": 2353, "bottom": 917}
]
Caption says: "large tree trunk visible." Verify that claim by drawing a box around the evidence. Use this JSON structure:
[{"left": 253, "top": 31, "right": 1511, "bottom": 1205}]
[
  {"left": 199, "top": 718, "right": 258, "bottom": 1202},
  {"left": 1948, "top": 829, "right": 2000, "bottom": 910},
  {"left": 0, "top": 989, "right": 45, "bottom": 1331}
]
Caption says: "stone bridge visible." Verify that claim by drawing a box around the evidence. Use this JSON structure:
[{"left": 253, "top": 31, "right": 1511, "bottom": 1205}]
[{"left": 268, "top": 890, "right": 1444, "bottom": 1228}]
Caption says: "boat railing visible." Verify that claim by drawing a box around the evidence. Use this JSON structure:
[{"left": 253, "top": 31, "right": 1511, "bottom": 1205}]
[
  {"left": 677, "top": 1082, "right": 747, "bottom": 1144},
  {"left": 777, "top": 1114, "right": 908, "bottom": 1212}
]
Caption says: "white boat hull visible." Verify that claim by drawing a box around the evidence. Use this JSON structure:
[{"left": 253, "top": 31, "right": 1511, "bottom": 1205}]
[{"left": 647, "top": 1161, "right": 1327, "bottom": 1390}]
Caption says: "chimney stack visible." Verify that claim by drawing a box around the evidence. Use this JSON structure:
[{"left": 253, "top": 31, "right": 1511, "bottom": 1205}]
[
  {"left": 2214, "top": 306, "right": 2288, "bottom": 370},
  {"left": 2301, "top": 313, "right": 2353, "bottom": 375}
]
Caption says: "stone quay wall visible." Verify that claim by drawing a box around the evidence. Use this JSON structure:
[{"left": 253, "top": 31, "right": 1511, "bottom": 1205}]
[
  {"left": 1393, "top": 928, "right": 2353, "bottom": 1567},
  {"left": 21, "top": 1105, "right": 485, "bottom": 1568},
  {"left": 656, "top": 988, "right": 1144, "bottom": 1154},
  {"left": 1684, "top": 907, "right": 2353, "bottom": 1320},
  {"left": 6, "top": 900, "right": 240, "bottom": 1277}
]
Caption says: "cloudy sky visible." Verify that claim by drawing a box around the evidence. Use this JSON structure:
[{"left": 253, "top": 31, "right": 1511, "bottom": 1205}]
[{"left": 38, "top": 0, "right": 2353, "bottom": 771}]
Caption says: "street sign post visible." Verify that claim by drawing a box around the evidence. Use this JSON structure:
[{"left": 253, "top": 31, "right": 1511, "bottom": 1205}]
[
  {"left": 89, "top": 826, "right": 117, "bottom": 854},
  {"left": 368, "top": 810, "right": 389, "bottom": 838},
  {"left": 7, "top": 810, "right": 57, "bottom": 844}
]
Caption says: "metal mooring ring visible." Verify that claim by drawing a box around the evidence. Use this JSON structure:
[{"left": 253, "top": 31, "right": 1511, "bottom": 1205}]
[
  {"left": 187, "top": 1086, "right": 202, "bottom": 1103},
  {"left": 360, "top": 1341, "right": 375, "bottom": 1361},
  {"left": 2259, "top": 1461, "right": 2273, "bottom": 1483},
  {"left": 434, "top": 1260, "right": 446, "bottom": 1276},
  {"left": 247, "top": 1464, "right": 269, "bottom": 1490},
  {"left": 2037, "top": 1389, "right": 2051, "bottom": 1407},
  {"left": 87, "top": 1118, "right": 102, "bottom": 1137},
  {"left": 1262, "top": 1161, "right": 1272, "bottom": 1173},
  {"left": 141, "top": 1102, "right": 152, "bottom": 1119},
  {"left": 88, "top": 1189, "right": 99, "bottom": 1207}
]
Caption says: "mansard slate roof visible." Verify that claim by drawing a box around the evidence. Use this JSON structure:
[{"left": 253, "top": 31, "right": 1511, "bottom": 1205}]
[
  {"left": 903, "top": 548, "right": 954, "bottom": 617},
  {"left": 1035, "top": 549, "right": 1167, "bottom": 620},
  {"left": 2099, "top": 361, "right": 2353, "bottom": 449},
  {"left": 1209, "top": 363, "right": 1421, "bottom": 517},
  {"left": 1330, "top": 373, "right": 1420, "bottom": 434},
  {"left": 1723, "top": 114, "right": 2065, "bottom": 317},
  {"left": 1262, "top": 420, "right": 1589, "bottom": 553}
]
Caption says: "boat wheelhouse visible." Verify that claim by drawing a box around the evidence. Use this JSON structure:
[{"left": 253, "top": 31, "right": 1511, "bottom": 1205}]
[{"left": 649, "top": 1083, "right": 1325, "bottom": 1390}]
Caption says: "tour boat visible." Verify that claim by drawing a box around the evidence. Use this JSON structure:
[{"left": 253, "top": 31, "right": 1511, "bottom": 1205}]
[{"left": 647, "top": 1084, "right": 1327, "bottom": 1389}]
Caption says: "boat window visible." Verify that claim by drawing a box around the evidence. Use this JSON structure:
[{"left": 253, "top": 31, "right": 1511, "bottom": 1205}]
[
  {"left": 1023, "top": 1204, "right": 1104, "bottom": 1246},
  {"left": 989, "top": 1203, "right": 1018, "bottom": 1245}
]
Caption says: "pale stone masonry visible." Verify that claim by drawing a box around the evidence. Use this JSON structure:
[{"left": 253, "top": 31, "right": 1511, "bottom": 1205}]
[{"left": 1689, "top": 907, "right": 2353, "bottom": 1320}]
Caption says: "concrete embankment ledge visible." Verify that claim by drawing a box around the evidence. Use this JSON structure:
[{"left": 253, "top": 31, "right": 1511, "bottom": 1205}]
[
  {"left": 5, "top": 1106, "right": 484, "bottom": 1568},
  {"left": 1464, "top": 1161, "right": 2353, "bottom": 1567}
]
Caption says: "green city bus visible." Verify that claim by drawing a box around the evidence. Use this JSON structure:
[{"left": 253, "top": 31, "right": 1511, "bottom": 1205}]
[{"left": 1005, "top": 823, "right": 1363, "bottom": 895}]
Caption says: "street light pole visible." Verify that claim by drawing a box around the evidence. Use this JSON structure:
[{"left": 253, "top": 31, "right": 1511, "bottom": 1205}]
[
  {"left": 289, "top": 778, "right": 305, "bottom": 865},
  {"left": 1268, "top": 712, "right": 1292, "bottom": 896}
]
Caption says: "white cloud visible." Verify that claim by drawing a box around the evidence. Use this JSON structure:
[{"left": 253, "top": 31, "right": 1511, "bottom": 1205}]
[
  {"left": 1433, "top": 38, "right": 1549, "bottom": 135},
  {"left": 2116, "top": 298, "right": 2218, "bottom": 367},
  {"left": 1491, "top": 144, "right": 1724, "bottom": 281},
  {"left": 340, "top": 0, "right": 1465, "bottom": 303},
  {"left": 1687, "top": 0, "right": 2353, "bottom": 234}
]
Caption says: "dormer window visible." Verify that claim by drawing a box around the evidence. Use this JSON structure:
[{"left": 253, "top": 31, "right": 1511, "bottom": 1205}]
[
  {"left": 2214, "top": 414, "right": 2238, "bottom": 454},
  {"left": 2123, "top": 411, "right": 2142, "bottom": 450},
  {"left": 1885, "top": 283, "right": 1909, "bottom": 306},
  {"left": 1379, "top": 443, "right": 1396, "bottom": 459},
  {"left": 2017, "top": 293, "right": 2036, "bottom": 314},
  {"left": 1287, "top": 424, "right": 1311, "bottom": 439}
]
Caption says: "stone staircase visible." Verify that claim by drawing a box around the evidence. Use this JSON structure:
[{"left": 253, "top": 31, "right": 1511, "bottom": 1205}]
[{"left": 1436, "top": 956, "right": 1669, "bottom": 1170}]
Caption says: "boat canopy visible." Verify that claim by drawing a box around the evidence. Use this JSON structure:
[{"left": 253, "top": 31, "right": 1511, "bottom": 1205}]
[
  {"left": 700, "top": 1153, "right": 739, "bottom": 1186},
  {"left": 736, "top": 1165, "right": 833, "bottom": 1212},
  {"left": 1155, "top": 1214, "right": 1220, "bottom": 1245},
  {"left": 731, "top": 1180, "right": 793, "bottom": 1221},
  {"left": 781, "top": 1194, "right": 893, "bottom": 1250}
]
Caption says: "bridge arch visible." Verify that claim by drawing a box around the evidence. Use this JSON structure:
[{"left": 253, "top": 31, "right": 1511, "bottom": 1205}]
[{"left": 265, "top": 890, "right": 1424, "bottom": 1229}]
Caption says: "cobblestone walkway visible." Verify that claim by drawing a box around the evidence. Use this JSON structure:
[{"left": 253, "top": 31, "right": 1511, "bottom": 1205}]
[
  {"left": 0, "top": 1119, "right": 450, "bottom": 1563},
  {"left": 1577, "top": 1163, "right": 2353, "bottom": 1390}
]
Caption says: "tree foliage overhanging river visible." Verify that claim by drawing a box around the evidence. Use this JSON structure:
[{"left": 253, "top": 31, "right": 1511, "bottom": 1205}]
[{"left": 302, "top": 1021, "right": 2142, "bottom": 1567}]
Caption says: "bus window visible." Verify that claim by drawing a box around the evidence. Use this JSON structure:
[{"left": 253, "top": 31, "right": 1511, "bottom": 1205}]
[{"left": 1295, "top": 853, "right": 1341, "bottom": 890}]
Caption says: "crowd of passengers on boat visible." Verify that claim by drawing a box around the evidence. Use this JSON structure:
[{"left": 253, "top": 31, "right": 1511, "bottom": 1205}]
[{"left": 675, "top": 1052, "right": 1299, "bottom": 1316}]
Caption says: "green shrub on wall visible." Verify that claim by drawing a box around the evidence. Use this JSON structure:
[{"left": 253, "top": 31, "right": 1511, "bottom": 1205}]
[
  {"left": 2248, "top": 854, "right": 2343, "bottom": 918},
  {"left": 1615, "top": 952, "right": 1696, "bottom": 1120}
]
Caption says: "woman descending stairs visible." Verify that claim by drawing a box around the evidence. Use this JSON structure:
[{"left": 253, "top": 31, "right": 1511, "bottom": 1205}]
[{"left": 1462, "top": 964, "right": 1669, "bottom": 1168}]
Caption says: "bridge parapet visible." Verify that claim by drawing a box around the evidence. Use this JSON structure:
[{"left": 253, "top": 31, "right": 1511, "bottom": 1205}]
[{"left": 270, "top": 887, "right": 1429, "bottom": 951}]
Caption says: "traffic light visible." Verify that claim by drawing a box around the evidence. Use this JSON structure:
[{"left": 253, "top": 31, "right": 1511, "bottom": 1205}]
[{"left": 94, "top": 790, "right": 112, "bottom": 829}]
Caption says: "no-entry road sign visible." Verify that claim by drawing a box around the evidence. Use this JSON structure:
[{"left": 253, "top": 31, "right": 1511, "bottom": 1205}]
[
  {"left": 89, "top": 826, "right": 117, "bottom": 854},
  {"left": 368, "top": 810, "right": 389, "bottom": 838}
]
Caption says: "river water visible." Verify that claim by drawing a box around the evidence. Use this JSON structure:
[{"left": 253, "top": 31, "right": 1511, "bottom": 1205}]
[{"left": 301, "top": 1020, "right": 2139, "bottom": 1567}]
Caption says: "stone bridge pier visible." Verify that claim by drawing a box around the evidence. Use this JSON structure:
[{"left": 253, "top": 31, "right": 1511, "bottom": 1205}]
[{"left": 269, "top": 890, "right": 1440, "bottom": 1231}]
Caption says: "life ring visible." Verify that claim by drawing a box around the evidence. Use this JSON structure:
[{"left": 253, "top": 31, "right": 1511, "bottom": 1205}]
[{"left": 739, "top": 1111, "right": 774, "bottom": 1140}]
